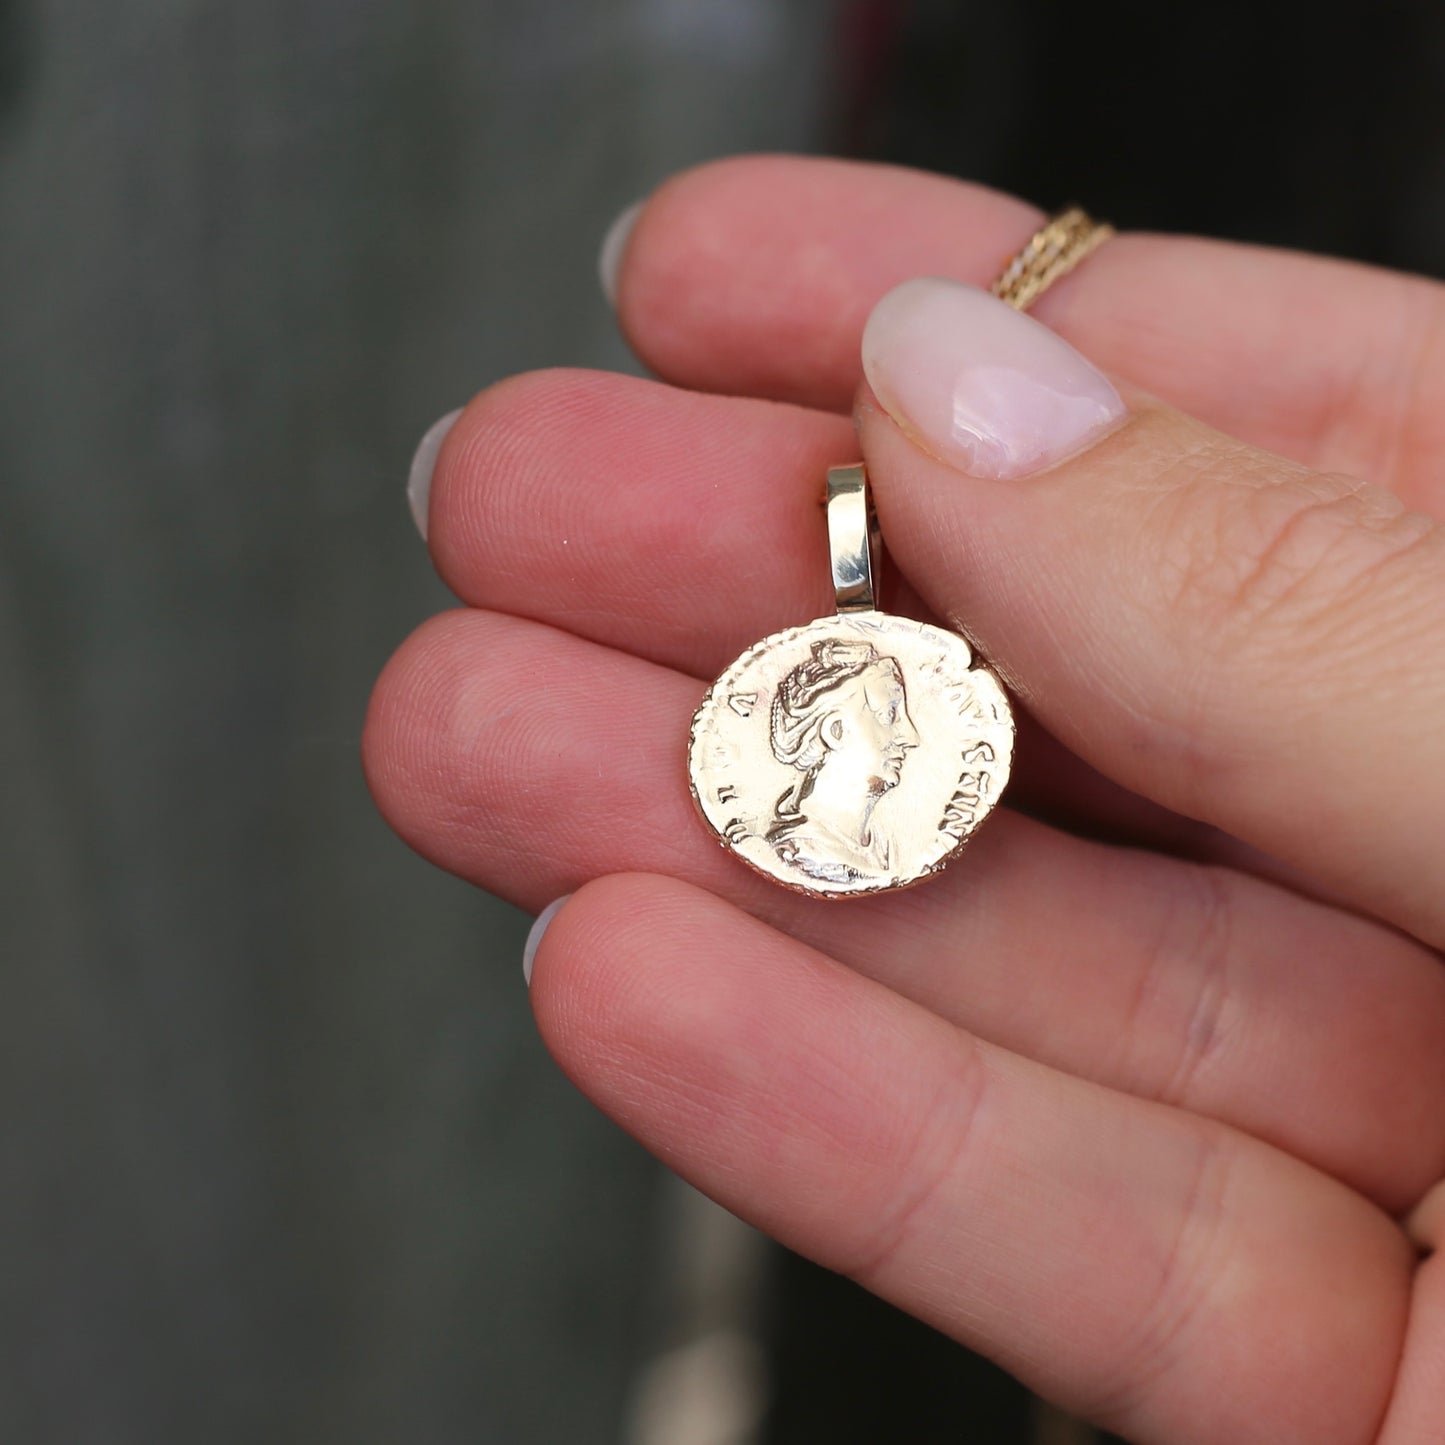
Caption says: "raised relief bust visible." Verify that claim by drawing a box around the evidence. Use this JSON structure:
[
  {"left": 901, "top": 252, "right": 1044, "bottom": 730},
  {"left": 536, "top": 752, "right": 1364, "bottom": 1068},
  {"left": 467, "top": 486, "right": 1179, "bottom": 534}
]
[{"left": 766, "top": 640, "right": 920, "bottom": 883}]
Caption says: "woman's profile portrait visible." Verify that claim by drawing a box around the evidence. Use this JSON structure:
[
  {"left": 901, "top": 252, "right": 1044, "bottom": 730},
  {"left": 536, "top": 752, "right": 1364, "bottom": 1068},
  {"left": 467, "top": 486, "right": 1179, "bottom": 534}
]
[{"left": 766, "top": 639, "right": 920, "bottom": 882}]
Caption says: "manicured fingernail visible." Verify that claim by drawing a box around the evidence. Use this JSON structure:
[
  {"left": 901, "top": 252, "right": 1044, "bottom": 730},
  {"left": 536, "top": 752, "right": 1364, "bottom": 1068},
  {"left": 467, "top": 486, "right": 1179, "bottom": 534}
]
[
  {"left": 598, "top": 198, "right": 644, "bottom": 309},
  {"left": 522, "top": 895, "right": 570, "bottom": 988},
  {"left": 861, "top": 278, "right": 1125, "bottom": 480},
  {"left": 407, "top": 408, "right": 463, "bottom": 540}
]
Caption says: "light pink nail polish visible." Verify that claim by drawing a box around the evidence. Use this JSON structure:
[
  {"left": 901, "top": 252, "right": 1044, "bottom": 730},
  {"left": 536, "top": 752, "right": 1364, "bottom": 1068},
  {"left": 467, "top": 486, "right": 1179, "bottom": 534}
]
[{"left": 861, "top": 278, "right": 1125, "bottom": 480}]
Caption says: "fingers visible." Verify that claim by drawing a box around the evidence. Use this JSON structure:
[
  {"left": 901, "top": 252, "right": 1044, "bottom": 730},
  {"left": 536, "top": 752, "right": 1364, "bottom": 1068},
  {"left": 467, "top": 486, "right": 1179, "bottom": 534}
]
[
  {"left": 426, "top": 368, "right": 855, "bottom": 678},
  {"left": 615, "top": 155, "right": 1445, "bottom": 506},
  {"left": 362, "top": 609, "right": 1445, "bottom": 1209},
  {"left": 530, "top": 874, "right": 1415, "bottom": 1444},
  {"left": 856, "top": 280, "right": 1445, "bottom": 948},
  {"left": 425, "top": 366, "right": 1251, "bottom": 860}
]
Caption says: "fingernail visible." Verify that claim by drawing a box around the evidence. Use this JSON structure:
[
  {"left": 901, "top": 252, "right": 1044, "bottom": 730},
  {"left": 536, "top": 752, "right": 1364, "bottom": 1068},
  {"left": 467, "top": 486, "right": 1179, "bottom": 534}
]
[
  {"left": 407, "top": 408, "right": 463, "bottom": 540},
  {"left": 598, "top": 198, "right": 644, "bottom": 309},
  {"left": 861, "top": 278, "right": 1126, "bottom": 480},
  {"left": 522, "top": 895, "right": 570, "bottom": 988}
]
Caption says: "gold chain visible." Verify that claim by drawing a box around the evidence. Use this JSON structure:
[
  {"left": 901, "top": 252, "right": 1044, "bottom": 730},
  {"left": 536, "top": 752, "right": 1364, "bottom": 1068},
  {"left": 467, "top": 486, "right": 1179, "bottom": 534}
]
[{"left": 990, "top": 207, "right": 1115, "bottom": 312}]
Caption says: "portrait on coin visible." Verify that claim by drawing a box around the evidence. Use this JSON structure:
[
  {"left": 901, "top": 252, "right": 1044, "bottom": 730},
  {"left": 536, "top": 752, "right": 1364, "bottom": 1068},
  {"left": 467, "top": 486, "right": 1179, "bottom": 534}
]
[{"left": 765, "top": 639, "right": 920, "bottom": 883}]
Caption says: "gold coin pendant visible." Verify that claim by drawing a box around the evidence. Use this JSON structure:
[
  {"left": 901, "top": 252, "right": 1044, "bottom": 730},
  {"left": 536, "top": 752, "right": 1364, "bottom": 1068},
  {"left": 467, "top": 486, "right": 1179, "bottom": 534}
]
[{"left": 686, "top": 466, "right": 1015, "bottom": 899}]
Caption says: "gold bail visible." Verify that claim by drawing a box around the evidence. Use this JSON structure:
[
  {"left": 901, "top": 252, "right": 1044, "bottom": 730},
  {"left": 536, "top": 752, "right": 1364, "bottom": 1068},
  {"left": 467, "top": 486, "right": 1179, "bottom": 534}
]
[{"left": 826, "top": 464, "right": 878, "bottom": 613}]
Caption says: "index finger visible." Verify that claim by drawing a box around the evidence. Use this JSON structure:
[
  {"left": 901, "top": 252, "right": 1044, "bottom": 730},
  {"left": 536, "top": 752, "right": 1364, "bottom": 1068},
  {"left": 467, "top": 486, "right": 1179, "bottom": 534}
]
[{"left": 614, "top": 156, "right": 1445, "bottom": 509}]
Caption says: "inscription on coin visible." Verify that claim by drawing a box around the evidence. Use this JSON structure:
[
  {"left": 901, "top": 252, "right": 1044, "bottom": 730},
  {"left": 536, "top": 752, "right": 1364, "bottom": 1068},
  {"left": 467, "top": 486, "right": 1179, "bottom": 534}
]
[{"left": 688, "top": 613, "right": 1014, "bottom": 897}]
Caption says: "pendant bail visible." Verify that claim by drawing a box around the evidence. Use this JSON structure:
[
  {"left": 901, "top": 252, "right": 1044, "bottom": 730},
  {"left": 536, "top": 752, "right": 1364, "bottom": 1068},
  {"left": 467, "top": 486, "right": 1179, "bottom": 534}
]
[{"left": 826, "top": 463, "right": 878, "bottom": 613}]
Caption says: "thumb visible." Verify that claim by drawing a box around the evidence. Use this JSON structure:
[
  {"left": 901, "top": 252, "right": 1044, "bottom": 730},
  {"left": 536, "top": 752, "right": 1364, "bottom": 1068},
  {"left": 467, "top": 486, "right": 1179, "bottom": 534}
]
[{"left": 859, "top": 278, "right": 1445, "bottom": 946}]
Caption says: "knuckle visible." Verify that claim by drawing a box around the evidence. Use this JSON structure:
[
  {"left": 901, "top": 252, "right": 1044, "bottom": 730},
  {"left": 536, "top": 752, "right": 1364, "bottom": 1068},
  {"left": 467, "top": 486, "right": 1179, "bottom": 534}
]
[
  {"left": 1154, "top": 453, "right": 1439, "bottom": 661},
  {"left": 1082, "top": 1125, "right": 1237, "bottom": 1427},
  {"left": 1155, "top": 867, "right": 1236, "bottom": 1109},
  {"left": 1113, "top": 863, "right": 1236, "bottom": 1110},
  {"left": 842, "top": 1046, "right": 993, "bottom": 1286},
  {"left": 1306, "top": 276, "right": 1445, "bottom": 493}
]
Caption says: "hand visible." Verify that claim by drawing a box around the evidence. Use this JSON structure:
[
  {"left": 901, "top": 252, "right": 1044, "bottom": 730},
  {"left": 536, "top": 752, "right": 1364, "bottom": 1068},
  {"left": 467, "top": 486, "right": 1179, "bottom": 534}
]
[{"left": 365, "top": 157, "right": 1445, "bottom": 1444}]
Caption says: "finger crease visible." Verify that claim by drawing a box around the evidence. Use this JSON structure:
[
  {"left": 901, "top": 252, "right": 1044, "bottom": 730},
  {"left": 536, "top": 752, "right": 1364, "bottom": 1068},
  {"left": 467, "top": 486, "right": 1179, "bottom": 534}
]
[
  {"left": 1157, "top": 867, "right": 1237, "bottom": 1110},
  {"left": 1085, "top": 1125, "right": 1237, "bottom": 1427},
  {"left": 843, "top": 1041, "right": 993, "bottom": 1288}
]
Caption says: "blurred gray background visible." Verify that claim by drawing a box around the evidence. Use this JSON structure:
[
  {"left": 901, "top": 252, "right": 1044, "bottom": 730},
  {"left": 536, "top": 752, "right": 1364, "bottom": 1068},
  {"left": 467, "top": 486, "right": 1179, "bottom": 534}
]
[
  {"left": 5, "top": 0, "right": 1441, "bottom": 1441},
  {"left": 0, "top": 2, "right": 833, "bottom": 1441}
]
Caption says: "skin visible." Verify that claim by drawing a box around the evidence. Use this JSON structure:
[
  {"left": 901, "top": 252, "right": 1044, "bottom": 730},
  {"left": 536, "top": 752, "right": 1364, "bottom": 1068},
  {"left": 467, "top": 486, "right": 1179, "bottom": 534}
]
[{"left": 364, "top": 157, "right": 1445, "bottom": 1443}]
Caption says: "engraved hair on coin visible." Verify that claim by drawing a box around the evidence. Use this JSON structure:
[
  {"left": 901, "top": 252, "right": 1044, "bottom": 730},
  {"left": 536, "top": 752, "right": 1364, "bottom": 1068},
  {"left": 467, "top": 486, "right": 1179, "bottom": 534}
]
[{"left": 766, "top": 640, "right": 920, "bottom": 883}]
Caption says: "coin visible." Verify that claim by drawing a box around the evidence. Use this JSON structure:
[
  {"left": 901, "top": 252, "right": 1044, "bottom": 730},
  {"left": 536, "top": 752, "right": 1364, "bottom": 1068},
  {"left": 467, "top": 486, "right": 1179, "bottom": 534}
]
[{"left": 688, "top": 611, "right": 1014, "bottom": 898}]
